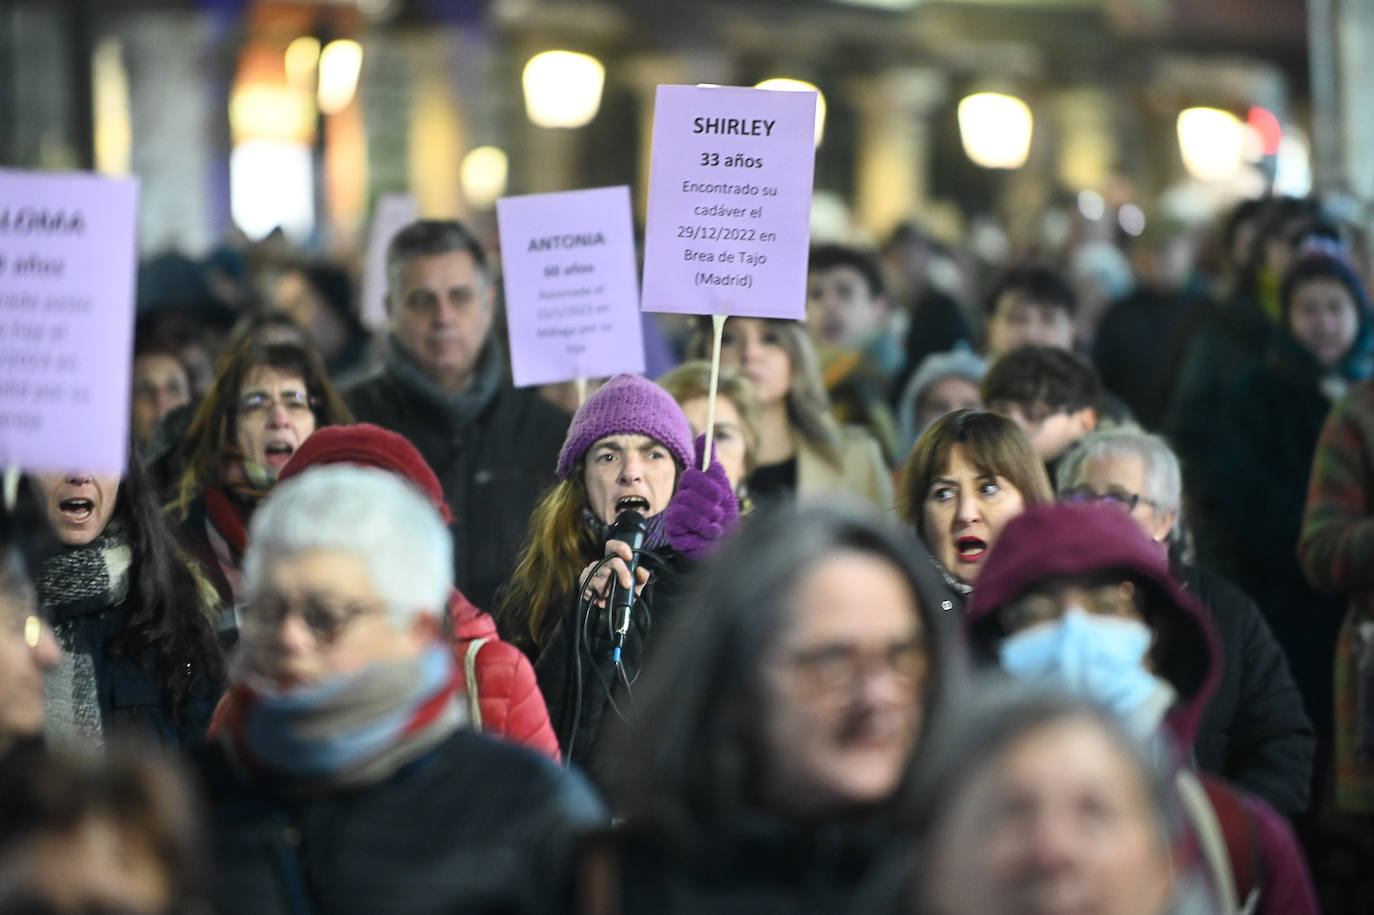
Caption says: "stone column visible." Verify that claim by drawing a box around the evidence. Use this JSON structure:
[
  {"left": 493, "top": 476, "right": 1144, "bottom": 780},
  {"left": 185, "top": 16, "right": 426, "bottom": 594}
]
[
  {"left": 849, "top": 67, "right": 947, "bottom": 241},
  {"left": 114, "top": 11, "right": 220, "bottom": 254},
  {"left": 1310, "top": 0, "right": 1374, "bottom": 199}
]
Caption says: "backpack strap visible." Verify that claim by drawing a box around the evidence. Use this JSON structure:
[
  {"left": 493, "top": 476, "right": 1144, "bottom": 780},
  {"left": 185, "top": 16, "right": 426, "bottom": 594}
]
[
  {"left": 1176, "top": 769, "right": 1238, "bottom": 912},
  {"left": 1200, "top": 775, "right": 1264, "bottom": 914},
  {"left": 463, "top": 638, "right": 490, "bottom": 730},
  {"left": 1176, "top": 770, "right": 1263, "bottom": 914}
]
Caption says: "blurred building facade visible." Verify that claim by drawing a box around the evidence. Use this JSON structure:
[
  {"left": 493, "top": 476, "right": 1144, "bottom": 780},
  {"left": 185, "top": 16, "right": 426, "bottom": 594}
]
[{"left": 0, "top": 0, "right": 1353, "bottom": 260}]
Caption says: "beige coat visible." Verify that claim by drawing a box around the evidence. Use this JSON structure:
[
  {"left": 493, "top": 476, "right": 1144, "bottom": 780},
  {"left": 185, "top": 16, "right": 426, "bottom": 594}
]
[{"left": 795, "top": 425, "right": 896, "bottom": 515}]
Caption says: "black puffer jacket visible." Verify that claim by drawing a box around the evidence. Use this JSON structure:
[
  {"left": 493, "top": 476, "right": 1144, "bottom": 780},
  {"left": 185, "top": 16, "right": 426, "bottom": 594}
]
[
  {"left": 1179, "top": 562, "right": 1315, "bottom": 815},
  {"left": 197, "top": 729, "right": 605, "bottom": 915},
  {"left": 343, "top": 338, "right": 570, "bottom": 612}
]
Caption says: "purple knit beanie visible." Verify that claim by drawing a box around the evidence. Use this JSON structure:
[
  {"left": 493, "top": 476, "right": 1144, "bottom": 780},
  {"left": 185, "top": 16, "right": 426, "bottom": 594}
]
[{"left": 556, "top": 373, "right": 695, "bottom": 478}]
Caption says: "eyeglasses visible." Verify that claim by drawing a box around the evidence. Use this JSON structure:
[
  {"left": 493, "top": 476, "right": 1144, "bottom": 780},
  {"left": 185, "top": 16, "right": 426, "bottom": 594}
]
[
  {"left": 776, "top": 638, "right": 928, "bottom": 701},
  {"left": 236, "top": 390, "right": 317, "bottom": 416},
  {"left": 1063, "top": 485, "right": 1151, "bottom": 513},
  {"left": 998, "top": 579, "right": 1142, "bottom": 633},
  {"left": 237, "top": 593, "right": 382, "bottom": 644}
]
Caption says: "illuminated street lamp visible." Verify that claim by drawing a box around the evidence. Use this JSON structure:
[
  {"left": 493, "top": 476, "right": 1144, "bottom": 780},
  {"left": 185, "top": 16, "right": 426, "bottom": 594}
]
[
  {"left": 461, "top": 146, "right": 509, "bottom": 210},
  {"left": 317, "top": 39, "right": 363, "bottom": 115},
  {"left": 1177, "top": 107, "right": 1244, "bottom": 181},
  {"left": 957, "top": 92, "right": 1032, "bottom": 169},
  {"left": 755, "top": 78, "right": 826, "bottom": 147},
  {"left": 523, "top": 51, "right": 605, "bottom": 128}
]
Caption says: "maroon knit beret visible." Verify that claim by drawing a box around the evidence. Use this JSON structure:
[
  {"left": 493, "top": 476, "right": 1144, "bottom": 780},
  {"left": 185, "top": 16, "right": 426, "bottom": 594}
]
[
  {"left": 556, "top": 373, "right": 694, "bottom": 479},
  {"left": 277, "top": 423, "right": 454, "bottom": 523}
]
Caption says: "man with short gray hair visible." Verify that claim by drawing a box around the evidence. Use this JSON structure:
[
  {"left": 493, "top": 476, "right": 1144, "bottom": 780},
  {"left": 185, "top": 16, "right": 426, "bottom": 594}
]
[
  {"left": 1058, "top": 429, "right": 1315, "bottom": 815},
  {"left": 199, "top": 465, "right": 603, "bottom": 914},
  {"left": 343, "top": 220, "right": 570, "bottom": 613}
]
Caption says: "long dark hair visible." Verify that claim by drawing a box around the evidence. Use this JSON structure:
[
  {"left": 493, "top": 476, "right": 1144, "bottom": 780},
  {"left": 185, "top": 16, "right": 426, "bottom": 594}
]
[
  {"left": 111, "top": 457, "right": 226, "bottom": 720},
  {"left": 175, "top": 339, "right": 352, "bottom": 516},
  {"left": 603, "top": 500, "right": 963, "bottom": 849}
]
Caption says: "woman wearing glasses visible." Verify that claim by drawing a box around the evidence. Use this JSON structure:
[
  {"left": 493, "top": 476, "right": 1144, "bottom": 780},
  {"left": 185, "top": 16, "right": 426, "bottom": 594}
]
[
  {"left": 202, "top": 466, "right": 602, "bottom": 915},
  {"left": 173, "top": 339, "right": 351, "bottom": 606},
  {"left": 566, "top": 501, "right": 962, "bottom": 914},
  {"left": 1057, "top": 429, "right": 1315, "bottom": 818}
]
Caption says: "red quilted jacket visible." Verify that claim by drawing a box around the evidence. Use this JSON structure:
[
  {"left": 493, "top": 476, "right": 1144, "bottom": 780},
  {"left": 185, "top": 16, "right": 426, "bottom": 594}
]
[{"left": 448, "top": 590, "right": 561, "bottom": 762}]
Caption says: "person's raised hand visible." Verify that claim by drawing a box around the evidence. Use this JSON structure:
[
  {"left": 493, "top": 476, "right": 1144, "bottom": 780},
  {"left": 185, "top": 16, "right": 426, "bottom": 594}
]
[
  {"left": 579, "top": 538, "right": 650, "bottom": 608},
  {"left": 665, "top": 433, "right": 740, "bottom": 560}
]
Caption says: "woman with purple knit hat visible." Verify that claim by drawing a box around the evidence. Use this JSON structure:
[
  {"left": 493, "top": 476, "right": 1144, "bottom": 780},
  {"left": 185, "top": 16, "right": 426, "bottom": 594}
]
[{"left": 497, "top": 373, "right": 739, "bottom": 773}]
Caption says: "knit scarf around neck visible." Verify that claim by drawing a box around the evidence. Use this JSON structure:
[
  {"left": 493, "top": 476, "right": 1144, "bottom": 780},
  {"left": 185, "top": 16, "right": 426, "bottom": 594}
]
[
  {"left": 582, "top": 507, "right": 670, "bottom": 553},
  {"left": 205, "top": 445, "right": 273, "bottom": 555},
  {"left": 216, "top": 641, "right": 464, "bottom": 793},
  {"left": 384, "top": 333, "right": 503, "bottom": 429},
  {"left": 37, "top": 526, "right": 133, "bottom": 753}
]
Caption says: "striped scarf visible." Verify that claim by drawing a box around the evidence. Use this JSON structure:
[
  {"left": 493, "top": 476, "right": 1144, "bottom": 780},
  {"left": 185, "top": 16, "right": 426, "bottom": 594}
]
[
  {"left": 37, "top": 527, "right": 133, "bottom": 754},
  {"left": 216, "top": 641, "right": 465, "bottom": 793}
]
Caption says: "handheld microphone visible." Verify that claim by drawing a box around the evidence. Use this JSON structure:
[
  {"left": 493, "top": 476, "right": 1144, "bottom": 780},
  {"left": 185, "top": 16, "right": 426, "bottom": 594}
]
[{"left": 607, "top": 508, "right": 647, "bottom": 655}]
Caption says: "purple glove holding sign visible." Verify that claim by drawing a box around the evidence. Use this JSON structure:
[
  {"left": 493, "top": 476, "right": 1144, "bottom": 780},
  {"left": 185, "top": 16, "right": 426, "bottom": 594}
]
[{"left": 665, "top": 434, "right": 740, "bottom": 559}]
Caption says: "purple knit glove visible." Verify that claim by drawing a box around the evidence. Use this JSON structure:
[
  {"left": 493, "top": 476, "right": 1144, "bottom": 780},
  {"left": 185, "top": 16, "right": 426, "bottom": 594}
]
[{"left": 664, "top": 434, "right": 741, "bottom": 559}]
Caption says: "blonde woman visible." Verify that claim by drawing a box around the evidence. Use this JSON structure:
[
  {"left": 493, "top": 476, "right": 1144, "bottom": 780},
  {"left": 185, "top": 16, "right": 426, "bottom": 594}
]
[
  {"left": 688, "top": 317, "right": 893, "bottom": 511},
  {"left": 657, "top": 360, "right": 761, "bottom": 513}
]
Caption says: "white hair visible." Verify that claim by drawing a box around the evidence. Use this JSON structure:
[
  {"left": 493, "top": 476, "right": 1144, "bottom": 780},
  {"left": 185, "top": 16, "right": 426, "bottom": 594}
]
[
  {"left": 243, "top": 465, "right": 453, "bottom": 624},
  {"left": 1056, "top": 428, "right": 1183, "bottom": 523}
]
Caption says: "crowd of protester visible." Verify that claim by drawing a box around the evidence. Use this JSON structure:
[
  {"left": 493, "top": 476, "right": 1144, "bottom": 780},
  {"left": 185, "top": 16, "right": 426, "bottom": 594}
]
[{"left": 6, "top": 191, "right": 1374, "bottom": 914}]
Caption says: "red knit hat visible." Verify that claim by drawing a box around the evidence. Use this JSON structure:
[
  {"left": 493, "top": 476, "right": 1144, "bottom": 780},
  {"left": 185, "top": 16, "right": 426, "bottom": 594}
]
[{"left": 276, "top": 424, "right": 454, "bottom": 523}]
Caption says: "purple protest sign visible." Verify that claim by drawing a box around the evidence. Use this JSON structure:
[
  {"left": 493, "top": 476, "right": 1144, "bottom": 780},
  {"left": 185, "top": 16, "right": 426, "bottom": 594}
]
[
  {"left": 497, "top": 186, "right": 645, "bottom": 387},
  {"left": 359, "top": 193, "right": 418, "bottom": 331},
  {"left": 0, "top": 169, "right": 139, "bottom": 476},
  {"left": 641, "top": 84, "right": 817, "bottom": 319}
]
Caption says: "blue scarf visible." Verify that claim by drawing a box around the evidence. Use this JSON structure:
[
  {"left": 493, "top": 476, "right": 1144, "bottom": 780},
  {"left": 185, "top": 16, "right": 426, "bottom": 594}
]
[{"left": 218, "top": 642, "right": 462, "bottom": 792}]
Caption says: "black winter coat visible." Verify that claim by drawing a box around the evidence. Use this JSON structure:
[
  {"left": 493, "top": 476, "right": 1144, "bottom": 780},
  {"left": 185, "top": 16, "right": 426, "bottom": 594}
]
[
  {"left": 535, "top": 547, "right": 691, "bottom": 776},
  {"left": 342, "top": 353, "right": 570, "bottom": 613},
  {"left": 1180, "top": 562, "right": 1316, "bottom": 815},
  {"left": 48, "top": 599, "right": 218, "bottom": 748},
  {"left": 570, "top": 815, "right": 887, "bottom": 915},
  {"left": 1205, "top": 335, "right": 1347, "bottom": 733},
  {"left": 197, "top": 729, "right": 605, "bottom": 915}
]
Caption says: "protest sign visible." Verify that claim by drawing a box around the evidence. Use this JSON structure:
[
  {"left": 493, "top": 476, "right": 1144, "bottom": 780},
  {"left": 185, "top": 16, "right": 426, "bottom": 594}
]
[
  {"left": 0, "top": 168, "right": 139, "bottom": 476},
  {"left": 641, "top": 84, "right": 817, "bottom": 320},
  {"left": 497, "top": 185, "right": 644, "bottom": 388},
  {"left": 360, "top": 193, "right": 419, "bottom": 330}
]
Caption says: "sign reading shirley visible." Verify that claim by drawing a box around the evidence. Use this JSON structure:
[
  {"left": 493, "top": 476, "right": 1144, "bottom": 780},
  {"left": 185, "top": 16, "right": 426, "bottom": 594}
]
[
  {"left": 497, "top": 185, "right": 645, "bottom": 387},
  {"left": 0, "top": 169, "right": 139, "bottom": 476},
  {"left": 641, "top": 84, "right": 817, "bottom": 319}
]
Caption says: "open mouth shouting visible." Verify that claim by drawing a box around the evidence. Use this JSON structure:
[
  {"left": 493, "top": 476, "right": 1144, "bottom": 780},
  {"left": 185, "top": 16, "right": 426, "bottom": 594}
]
[
  {"left": 33, "top": 471, "right": 120, "bottom": 546},
  {"left": 955, "top": 536, "right": 988, "bottom": 563},
  {"left": 615, "top": 494, "right": 650, "bottom": 515},
  {"left": 59, "top": 497, "right": 95, "bottom": 524},
  {"left": 262, "top": 440, "right": 297, "bottom": 472}
]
